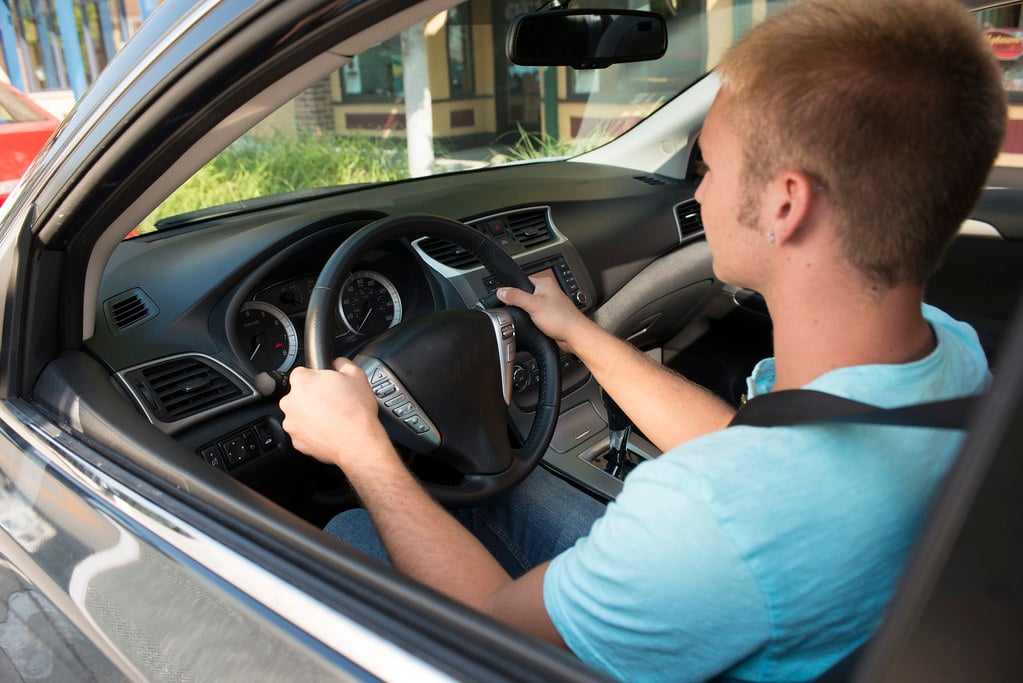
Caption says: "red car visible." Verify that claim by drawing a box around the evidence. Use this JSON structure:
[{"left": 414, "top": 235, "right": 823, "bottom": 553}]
[{"left": 0, "top": 82, "right": 60, "bottom": 206}]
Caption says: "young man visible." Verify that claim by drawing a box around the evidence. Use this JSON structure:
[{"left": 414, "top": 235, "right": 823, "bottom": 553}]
[{"left": 280, "top": 0, "right": 1005, "bottom": 679}]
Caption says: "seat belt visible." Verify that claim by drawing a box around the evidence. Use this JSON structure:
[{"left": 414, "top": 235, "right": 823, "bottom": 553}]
[{"left": 729, "top": 389, "right": 979, "bottom": 429}]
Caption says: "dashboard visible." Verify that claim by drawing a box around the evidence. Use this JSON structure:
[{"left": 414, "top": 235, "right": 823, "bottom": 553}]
[{"left": 88, "top": 161, "right": 707, "bottom": 490}]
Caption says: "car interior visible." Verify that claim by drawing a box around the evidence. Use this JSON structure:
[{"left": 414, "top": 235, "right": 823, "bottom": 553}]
[
  {"left": 23, "top": 0, "right": 1021, "bottom": 536},
  {"left": 8, "top": 0, "right": 1022, "bottom": 677}
]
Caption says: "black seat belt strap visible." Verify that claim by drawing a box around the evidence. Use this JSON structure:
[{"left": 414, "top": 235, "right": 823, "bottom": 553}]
[{"left": 729, "top": 389, "right": 979, "bottom": 429}]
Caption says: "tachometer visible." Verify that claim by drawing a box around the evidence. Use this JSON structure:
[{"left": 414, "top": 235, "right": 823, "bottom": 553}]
[
  {"left": 338, "top": 270, "right": 403, "bottom": 336},
  {"left": 236, "top": 301, "right": 299, "bottom": 373}
]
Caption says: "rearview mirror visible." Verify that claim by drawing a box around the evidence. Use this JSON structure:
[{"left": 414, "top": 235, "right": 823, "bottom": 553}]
[{"left": 506, "top": 9, "right": 667, "bottom": 69}]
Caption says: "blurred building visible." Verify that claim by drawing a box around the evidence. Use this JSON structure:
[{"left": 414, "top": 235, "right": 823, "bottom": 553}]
[{"left": 1, "top": 0, "right": 156, "bottom": 115}]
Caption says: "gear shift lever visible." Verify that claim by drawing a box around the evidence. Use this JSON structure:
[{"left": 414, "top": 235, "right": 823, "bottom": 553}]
[{"left": 601, "top": 388, "right": 637, "bottom": 479}]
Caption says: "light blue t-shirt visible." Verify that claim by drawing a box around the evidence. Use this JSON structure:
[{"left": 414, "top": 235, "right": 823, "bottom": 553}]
[{"left": 544, "top": 305, "right": 990, "bottom": 682}]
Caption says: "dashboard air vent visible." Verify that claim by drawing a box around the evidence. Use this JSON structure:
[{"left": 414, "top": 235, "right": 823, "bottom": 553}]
[
  {"left": 506, "top": 210, "right": 552, "bottom": 249},
  {"left": 104, "top": 288, "right": 158, "bottom": 334},
  {"left": 415, "top": 208, "right": 555, "bottom": 270},
  {"left": 132, "top": 357, "right": 244, "bottom": 422},
  {"left": 675, "top": 200, "right": 704, "bottom": 238},
  {"left": 417, "top": 237, "right": 481, "bottom": 269},
  {"left": 635, "top": 175, "right": 669, "bottom": 186}
]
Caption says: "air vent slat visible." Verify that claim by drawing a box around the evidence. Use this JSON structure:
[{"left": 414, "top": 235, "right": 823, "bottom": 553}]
[
  {"left": 103, "top": 288, "right": 158, "bottom": 334},
  {"left": 674, "top": 200, "right": 704, "bottom": 238},
  {"left": 134, "top": 357, "right": 244, "bottom": 421},
  {"left": 415, "top": 208, "right": 555, "bottom": 270},
  {"left": 506, "top": 210, "right": 552, "bottom": 249},
  {"left": 635, "top": 175, "right": 668, "bottom": 186},
  {"left": 418, "top": 237, "right": 482, "bottom": 268}
]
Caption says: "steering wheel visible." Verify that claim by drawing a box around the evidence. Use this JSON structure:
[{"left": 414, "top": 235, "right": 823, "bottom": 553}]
[{"left": 305, "top": 214, "right": 561, "bottom": 507}]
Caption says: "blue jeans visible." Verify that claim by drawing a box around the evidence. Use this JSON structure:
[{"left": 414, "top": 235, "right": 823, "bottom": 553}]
[{"left": 323, "top": 466, "right": 607, "bottom": 577}]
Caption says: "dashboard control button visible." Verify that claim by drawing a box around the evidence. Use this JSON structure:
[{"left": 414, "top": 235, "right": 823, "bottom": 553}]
[
  {"left": 199, "top": 446, "right": 227, "bottom": 470},
  {"left": 512, "top": 364, "right": 530, "bottom": 391},
  {"left": 254, "top": 421, "right": 277, "bottom": 452}
]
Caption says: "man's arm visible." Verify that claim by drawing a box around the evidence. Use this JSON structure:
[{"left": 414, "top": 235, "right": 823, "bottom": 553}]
[
  {"left": 498, "top": 277, "right": 735, "bottom": 451},
  {"left": 280, "top": 358, "right": 565, "bottom": 645}
]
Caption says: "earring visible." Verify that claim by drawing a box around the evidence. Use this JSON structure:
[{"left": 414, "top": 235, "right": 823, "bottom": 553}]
[{"left": 766, "top": 233, "right": 776, "bottom": 245}]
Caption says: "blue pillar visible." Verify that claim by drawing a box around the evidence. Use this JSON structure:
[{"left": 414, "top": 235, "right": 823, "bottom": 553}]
[
  {"left": 1, "top": 0, "right": 27, "bottom": 90},
  {"left": 30, "top": 0, "right": 61, "bottom": 89},
  {"left": 139, "top": 0, "right": 157, "bottom": 22},
  {"left": 96, "top": 0, "right": 116, "bottom": 60},
  {"left": 54, "top": 0, "right": 87, "bottom": 97}
]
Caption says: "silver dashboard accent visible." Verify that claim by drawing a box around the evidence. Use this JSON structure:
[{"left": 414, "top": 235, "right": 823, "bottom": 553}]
[
  {"left": 409, "top": 206, "right": 568, "bottom": 280},
  {"left": 116, "top": 353, "right": 260, "bottom": 435},
  {"left": 338, "top": 270, "right": 404, "bottom": 335},
  {"left": 482, "top": 309, "right": 516, "bottom": 405},
  {"left": 958, "top": 218, "right": 1003, "bottom": 239},
  {"left": 238, "top": 301, "right": 300, "bottom": 373},
  {"left": 671, "top": 198, "right": 705, "bottom": 244}
]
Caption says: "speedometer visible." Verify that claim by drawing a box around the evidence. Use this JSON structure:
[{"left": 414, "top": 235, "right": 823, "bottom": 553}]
[
  {"left": 338, "top": 270, "right": 403, "bottom": 336},
  {"left": 236, "top": 301, "right": 299, "bottom": 373}
]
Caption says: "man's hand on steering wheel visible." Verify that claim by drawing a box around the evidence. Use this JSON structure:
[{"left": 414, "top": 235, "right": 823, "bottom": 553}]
[
  {"left": 497, "top": 275, "right": 594, "bottom": 355},
  {"left": 281, "top": 358, "right": 390, "bottom": 471}
]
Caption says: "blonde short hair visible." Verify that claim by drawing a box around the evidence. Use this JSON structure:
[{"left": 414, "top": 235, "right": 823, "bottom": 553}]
[{"left": 717, "top": 0, "right": 1006, "bottom": 287}]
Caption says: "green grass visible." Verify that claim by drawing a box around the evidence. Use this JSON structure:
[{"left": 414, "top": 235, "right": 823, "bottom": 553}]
[
  {"left": 497, "top": 124, "right": 611, "bottom": 163},
  {"left": 137, "top": 134, "right": 410, "bottom": 234},
  {"left": 135, "top": 128, "right": 598, "bottom": 235}
]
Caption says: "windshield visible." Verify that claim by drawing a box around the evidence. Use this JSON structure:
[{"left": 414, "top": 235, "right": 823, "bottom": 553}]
[
  {"left": 0, "top": 85, "right": 51, "bottom": 124},
  {"left": 137, "top": 0, "right": 778, "bottom": 234}
]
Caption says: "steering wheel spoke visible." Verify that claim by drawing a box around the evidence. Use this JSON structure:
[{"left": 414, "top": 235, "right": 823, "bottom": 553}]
[{"left": 480, "top": 307, "right": 517, "bottom": 406}]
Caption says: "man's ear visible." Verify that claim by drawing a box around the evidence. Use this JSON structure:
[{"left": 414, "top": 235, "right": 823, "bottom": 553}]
[{"left": 765, "top": 171, "right": 818, "bottom": 246}]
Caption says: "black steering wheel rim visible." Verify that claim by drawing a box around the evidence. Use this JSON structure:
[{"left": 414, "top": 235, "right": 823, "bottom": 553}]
[{"left": 305, "top": 214, "right": 561, "bottom": 507}]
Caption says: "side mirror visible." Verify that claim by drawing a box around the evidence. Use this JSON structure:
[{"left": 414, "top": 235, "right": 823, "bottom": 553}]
[{"left": 506, "top": 9, "right": 667, "bottom": 69}]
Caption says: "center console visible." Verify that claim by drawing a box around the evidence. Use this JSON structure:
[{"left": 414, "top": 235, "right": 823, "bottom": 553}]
[{"left": 509, "top": 374, "right": 660, "bottom": 501}]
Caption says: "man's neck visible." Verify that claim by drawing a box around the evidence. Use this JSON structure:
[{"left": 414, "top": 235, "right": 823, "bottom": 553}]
[{"left": 766, "top": 279, "right": 935, "bottom": 392}]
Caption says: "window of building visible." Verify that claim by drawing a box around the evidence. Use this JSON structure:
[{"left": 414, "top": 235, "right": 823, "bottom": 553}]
[
  {"left": 341, "top": 37, "right": 403, "bottom": 101},
  {"left": 978, "top": 3, "right": 1023, "bottom": 100},
  {"left": 976, "top": 2, "right": 1023, "bottom": 166}
]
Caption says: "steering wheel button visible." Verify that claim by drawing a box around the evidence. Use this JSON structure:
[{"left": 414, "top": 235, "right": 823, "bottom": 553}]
[
  {"left": 368, "top": 366, "right": 389, "bottom": 385},
  {"left": 383, "top": 392, "right": 407, "bottom": 407},
  {"left": 403, "top": 415, "right": 430, "bottom": 433},
  {"left": 392, "top": 402, "right": 416, "bottom": 417},
  {"left": 373, "top": 381, "right": 396, "bottom": 398}
]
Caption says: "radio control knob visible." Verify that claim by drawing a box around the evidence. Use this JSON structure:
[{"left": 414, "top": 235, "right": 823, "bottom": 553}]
[
  {"left": 512, "top": 364, "right": 530, "bottom": 391},
  {"left": 573, "top": 291, "right": 589, "bottom": 306}
]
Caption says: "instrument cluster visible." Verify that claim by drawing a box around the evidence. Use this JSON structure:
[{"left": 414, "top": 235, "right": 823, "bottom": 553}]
[{"left": 234, "top": 269, "right": 406, "bottom": 374}]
